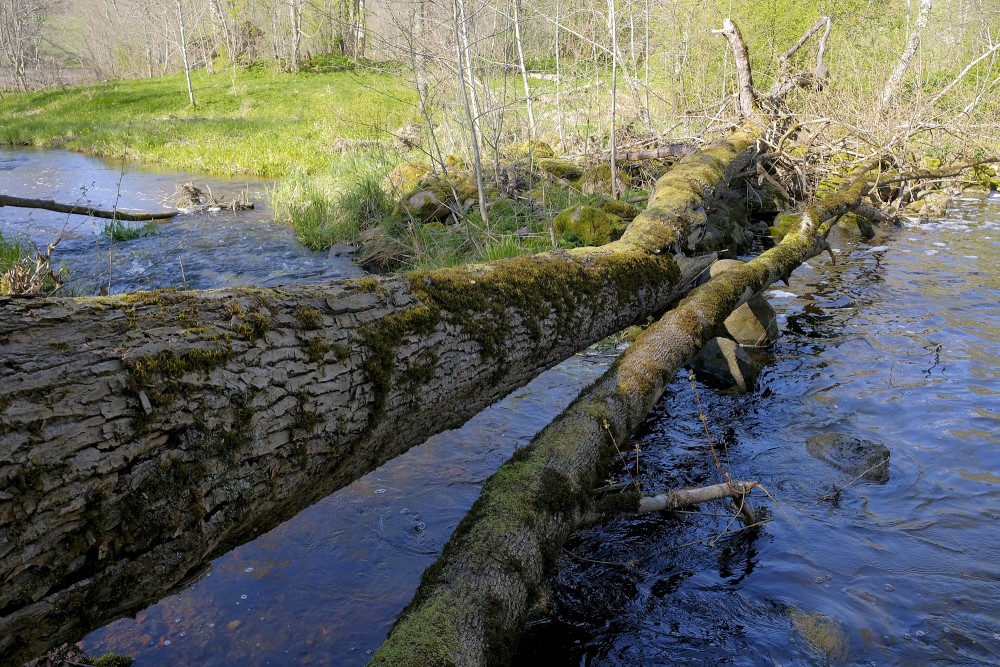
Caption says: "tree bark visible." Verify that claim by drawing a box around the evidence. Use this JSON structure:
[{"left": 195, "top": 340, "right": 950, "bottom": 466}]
[
  {"left": 880, "top": 0, "right": 932, "bottom": 112},
  {"left": 0, "top": 194, "right": 178, "bottom": 221},
  {"left": 0, "top": 130, "right": 761, "bottom": 665},
  {"left": 370, "top": 164, "right": 880, "bottom": 667}
]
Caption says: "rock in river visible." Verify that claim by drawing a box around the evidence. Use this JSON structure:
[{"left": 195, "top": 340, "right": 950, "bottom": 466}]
[{"left": 805, "top": 433, "right": 890, "bottom": 484}]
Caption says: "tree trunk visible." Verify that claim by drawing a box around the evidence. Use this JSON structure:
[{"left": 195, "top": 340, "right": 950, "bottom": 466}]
[
  {"left": 880, "top": 0, "right": 933, "bottom": 112},
  {"left": 0, "top": 130, "right": 761, "bottom": 664},
  {"left": 175, "top": 0, "right": 195, "bottom": 106},
  {"left": 453, "top": 0, "right": 490, "bottom": 227},
  {"left": 370, "top": 163, "right": 880, "bottom": 667},
  {"left": 511, "top": 0, "right": 535, "bottom": 141},
  {"left": 289, "top": 0, "right": 302, "bottom": 71}
]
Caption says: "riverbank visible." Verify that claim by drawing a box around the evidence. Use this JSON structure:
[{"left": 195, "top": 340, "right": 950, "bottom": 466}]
[{"left": 0, "top": 62, "right": 417, "bottom": 178}]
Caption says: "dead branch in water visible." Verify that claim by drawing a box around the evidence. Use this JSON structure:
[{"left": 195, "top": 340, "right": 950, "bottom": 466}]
[{"left": 0, "top": 194, "right": 177, "bottom": 221}]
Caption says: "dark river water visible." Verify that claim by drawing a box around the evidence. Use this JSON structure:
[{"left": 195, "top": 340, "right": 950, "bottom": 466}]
[{"left": 3, "top": 149, "right": 999, "bottom": 665}]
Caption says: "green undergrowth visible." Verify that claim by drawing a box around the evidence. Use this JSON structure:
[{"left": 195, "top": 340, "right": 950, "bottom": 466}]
[
  {"left": 0, "top": 231, "right": 25, "bottom": 272},
  {"left": 0, "top": 64, "right": 417, "bottom": 177},
  {"left": 100, "top": 220, "right": 160, "bottom": 242},
  {"left": 271, "top": 148, "right": 399, "bottom": 250}
]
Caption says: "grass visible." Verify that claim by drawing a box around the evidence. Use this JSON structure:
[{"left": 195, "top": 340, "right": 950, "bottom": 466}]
[
  {"left": 271, "top": 147, "right": 398, "bottom": 249},
  {"left": 0, "top": 63, "right": 418, "bottom": 177},
  {"left": 0, "top": 230, "right": 26, "bottom": 272},
  {"left": 100, "top": 220, "right": 160, "bottom": 242}
]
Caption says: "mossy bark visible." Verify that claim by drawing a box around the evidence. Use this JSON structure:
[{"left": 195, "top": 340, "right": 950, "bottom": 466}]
[
  {"left": 0, "top": 130, "right": 761, "bottom": 664},
  {"left": 370, "top": 167, "right": 877, "bottom": 667}
]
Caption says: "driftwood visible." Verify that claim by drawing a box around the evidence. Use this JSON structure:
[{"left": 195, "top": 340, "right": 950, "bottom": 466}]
[
  {"left": 171, "top": 182, "right": 254, "bottom": 212},
  {"left": 0, "top": 194, "right": 177, "bottom": 221},
  {"left": 585, "top": 480, "right": 759, "bottom": 524}
]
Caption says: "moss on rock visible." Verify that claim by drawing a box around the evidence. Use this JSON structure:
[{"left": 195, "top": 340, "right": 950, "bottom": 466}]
[
  {"left": 538, "top": 158, "right": 583, "bottom": 180},
  {"left": 601, "top": 199, "right": 639, "bottom": 220},
  {"left": 384, "top": 162, "right": 433, "bottom": 196},
  {"left": 577, "top": 164, "right": 630, "bottom": 196},
  {"left": 553, "top": 205, "right": 627, "bottom": 246}
]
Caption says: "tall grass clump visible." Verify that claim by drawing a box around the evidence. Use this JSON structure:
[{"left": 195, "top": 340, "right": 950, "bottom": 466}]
[
  {"left": 272, "top": 148, "right": 399, "bottom": 250},
  {"left": 100, "top": 220, "right": 160, "bottom": 242},
  {"left": 0, "top": 231, "right": 26, "bottom": 272}
]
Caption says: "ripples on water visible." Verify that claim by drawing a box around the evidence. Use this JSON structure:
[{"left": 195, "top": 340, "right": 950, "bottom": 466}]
[
  {"left": 518, "top": 195, "right": 1000, "bottom": 666},
  {"left": 82, "top": 351, "right": 616, "bottom": 665}
]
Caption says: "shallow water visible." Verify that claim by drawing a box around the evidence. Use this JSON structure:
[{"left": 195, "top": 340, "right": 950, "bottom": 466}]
[
  {"left": 0, "top": 147, "right": 360, "bottom": 293},
  {"left": 517, "top": 195, "right": 1000, "bottom": 665},
  {"left": 81, "top": 349, "right": 617, "bottom": 665}
]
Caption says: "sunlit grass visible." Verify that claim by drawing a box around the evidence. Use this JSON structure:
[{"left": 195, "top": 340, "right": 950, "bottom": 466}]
[{"left": 0, "top": 65, "right": 417, "bottom": 177}]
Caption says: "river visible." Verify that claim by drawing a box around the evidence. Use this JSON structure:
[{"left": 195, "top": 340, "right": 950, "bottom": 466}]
[
  {"left": 3, "top": 149, "right": 998, "bottom": 665},
  {"left": 0, "top": 147, "right": 361, "bottom": 294}
]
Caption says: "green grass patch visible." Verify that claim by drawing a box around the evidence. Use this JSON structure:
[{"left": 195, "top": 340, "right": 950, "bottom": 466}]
[
  {"left": 100, "top": 220, "right": 161, "bottom": 242},
  {"left": 0, "top": 230, "right": 25, "bottom": 272},
  {"left": 271, "top": 148, "right": 398, "bottom": 250},
  {"left": 0, "top": 65, "right": 418, "bottom": 178}
]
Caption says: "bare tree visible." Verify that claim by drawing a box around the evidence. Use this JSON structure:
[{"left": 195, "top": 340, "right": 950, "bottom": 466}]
[
  {"left": 880, "top": 0, "right": 933, "bottom": 111},
  {"left": 0, "top": 0, "right": 64, "bottom": 90},
  {"left": 288, "top": 0, "right": 302, "bottom": 69},
  {"left": 175, "top": 0, "right": 195, "bottom": 105}
]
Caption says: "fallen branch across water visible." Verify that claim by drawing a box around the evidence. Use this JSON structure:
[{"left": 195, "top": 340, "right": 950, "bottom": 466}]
[{"left": 0, "top": 194, "right": 177, "bottom": 221}]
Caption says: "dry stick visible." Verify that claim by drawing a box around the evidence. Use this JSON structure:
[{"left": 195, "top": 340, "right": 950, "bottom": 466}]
[
  {"left": 712, "top": 18, "right": 759, "bottom": 119},
  {"left": 585, "top": 481, "right": 758, "bottom": 521},
  {"left": 687, "top": 370, "right": 757, "bottom": 525},
  {"left": 0, "top": 194, "right": 177, "bottom": 221}
]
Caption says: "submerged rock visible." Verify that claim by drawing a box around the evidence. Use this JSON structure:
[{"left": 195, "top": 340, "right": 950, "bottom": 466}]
[
  {"left": 689, "top": 337, "right": 759, "bottom": 392},
  {"left": 903, "top": 190, "right": 952, "bottom": 219},
  {"left": 788, "top": 608, "right": 851, "bottom": 665},
  {"left": 806, "top": 433, "right": 890, "bottom": 483}
]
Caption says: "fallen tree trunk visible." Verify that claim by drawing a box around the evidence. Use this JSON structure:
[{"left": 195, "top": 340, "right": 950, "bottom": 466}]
[
  {"left": 0, "top": 194, "right": 178, "bottom": 221},
  {"left": 0, "top": 129, "right": 761, "bottom": 664},
  {"left": 370, "top": 166, "right": 877, "bottom": 667}
]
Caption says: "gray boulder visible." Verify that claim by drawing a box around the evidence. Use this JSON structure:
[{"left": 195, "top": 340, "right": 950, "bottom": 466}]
[
  {"left": 689, "top": 337, "right": 759, "bottom": 392},
  {"left": 724, "top": 294, "right": 779, "bottom": 347}
]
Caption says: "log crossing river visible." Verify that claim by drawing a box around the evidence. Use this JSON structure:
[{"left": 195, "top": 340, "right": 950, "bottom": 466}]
[{"left": 2, "top": 148, "right": 998, "bottom": 665}]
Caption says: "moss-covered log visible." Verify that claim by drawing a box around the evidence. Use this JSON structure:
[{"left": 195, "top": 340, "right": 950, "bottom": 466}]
[
  {"left": 0, "top": 129, "right": 761, "bottom": 664},
  {"left": 370, "top": 167, "right": 877, "bottom": 667}
]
